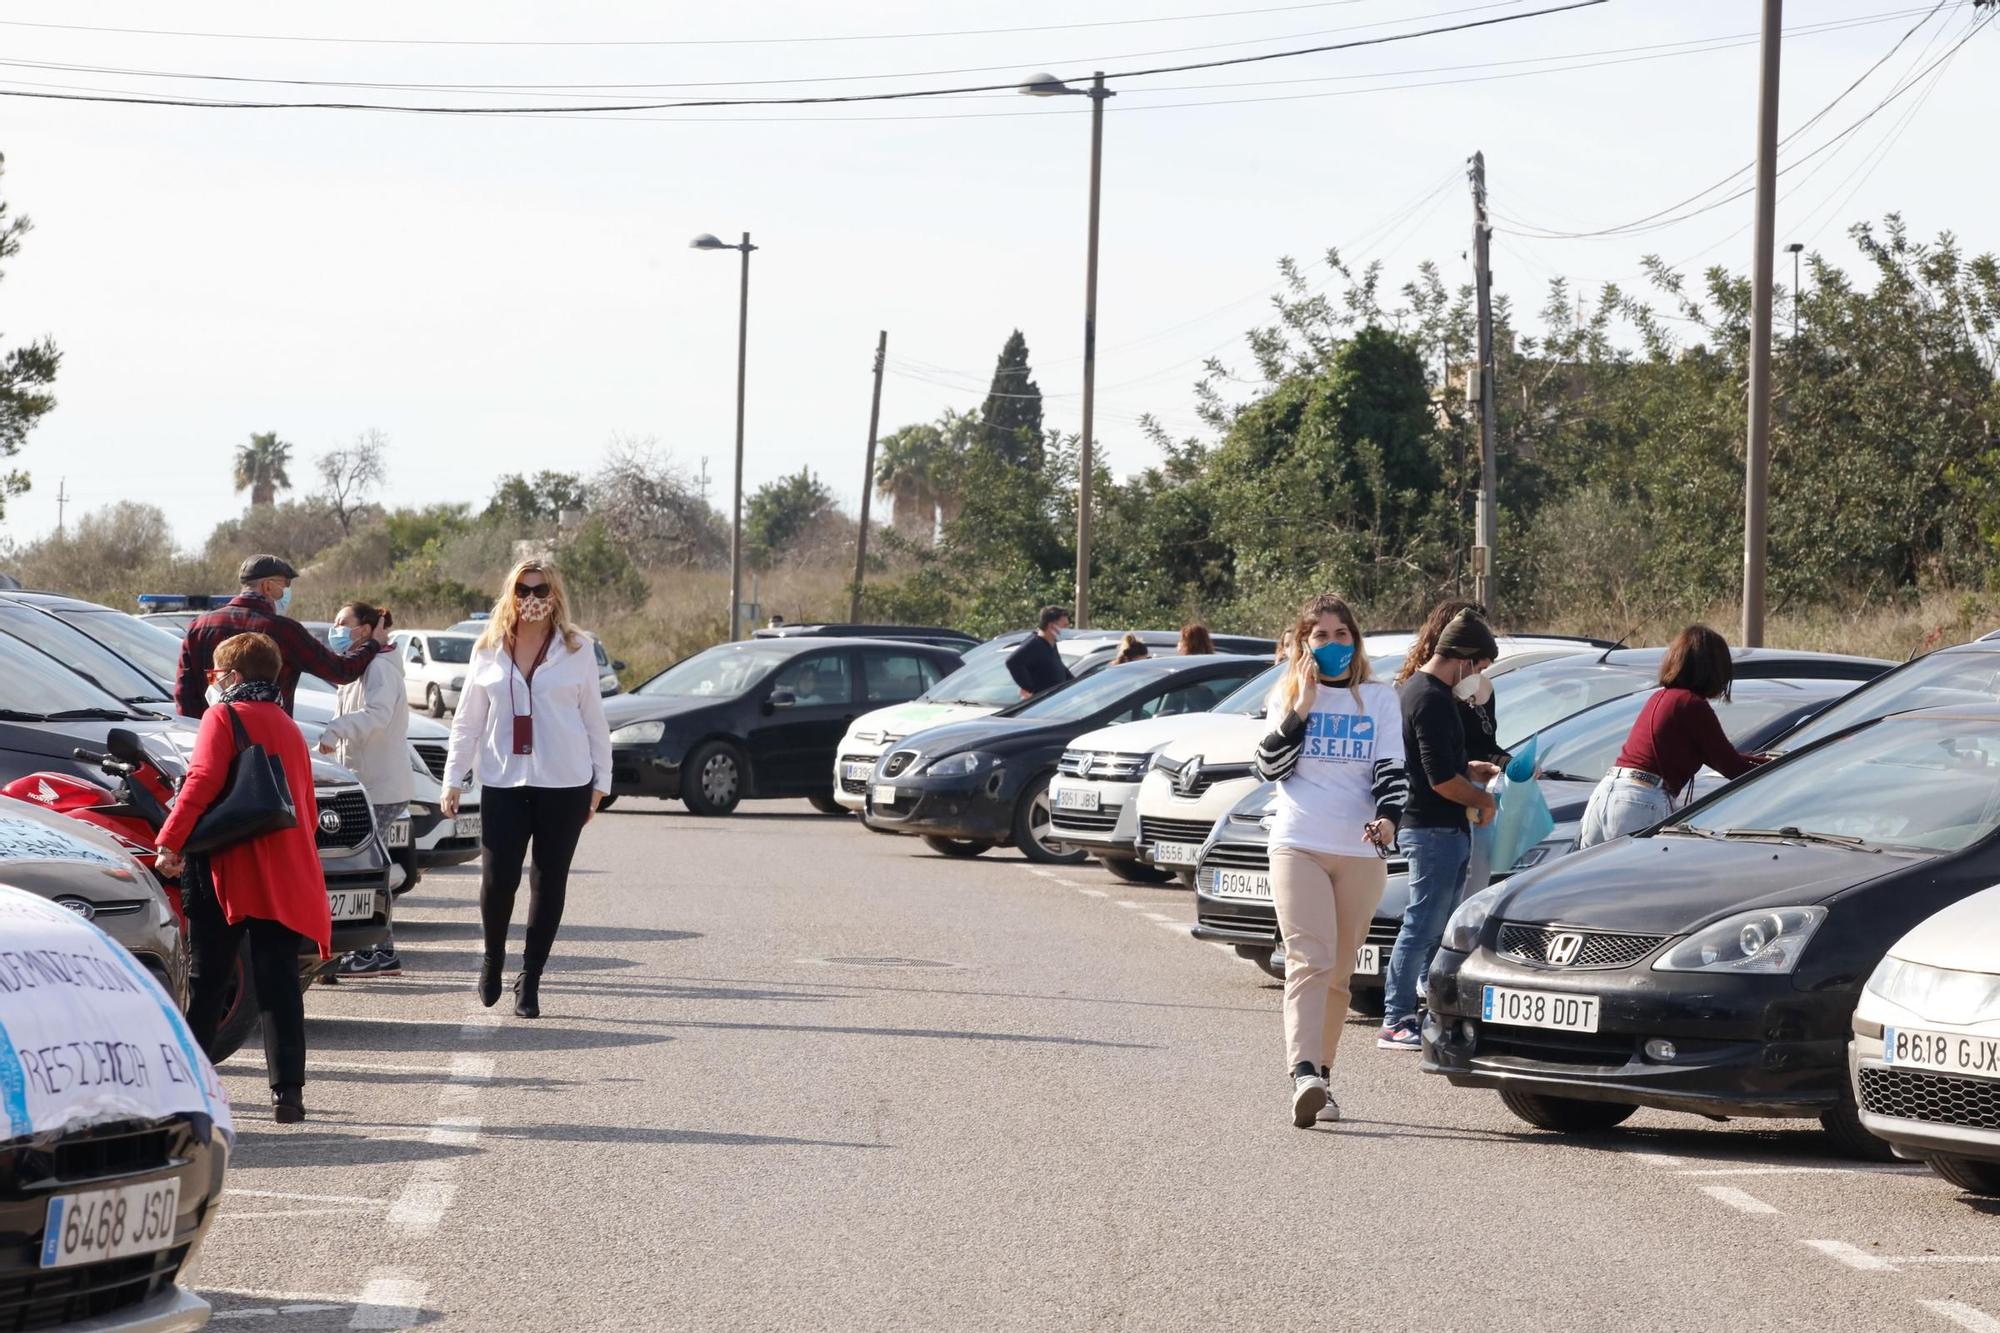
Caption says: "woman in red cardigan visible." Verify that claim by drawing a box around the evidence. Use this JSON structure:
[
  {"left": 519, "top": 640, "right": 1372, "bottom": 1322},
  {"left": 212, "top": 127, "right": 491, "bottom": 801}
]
[{"left": 155, "top": 632, "right": 329, "bottom": 1123}]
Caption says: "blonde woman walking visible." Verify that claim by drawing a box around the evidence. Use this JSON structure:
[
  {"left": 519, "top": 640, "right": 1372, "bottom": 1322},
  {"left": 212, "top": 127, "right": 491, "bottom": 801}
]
[
  {"left": 442, "top": 559, "right": 612, "bottom": 1019},
  {"left": 1253, "top": 594, "right": 1408, "bottom": 1127}
]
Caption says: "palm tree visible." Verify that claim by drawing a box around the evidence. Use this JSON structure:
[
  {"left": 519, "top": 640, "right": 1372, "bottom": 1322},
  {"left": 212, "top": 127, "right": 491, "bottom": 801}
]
[
  {"left": 874, "top": 423, "right": 946, "bottom": 542},
  {"left": 233, "top": 431, "right": 294, "bottom": 507}
]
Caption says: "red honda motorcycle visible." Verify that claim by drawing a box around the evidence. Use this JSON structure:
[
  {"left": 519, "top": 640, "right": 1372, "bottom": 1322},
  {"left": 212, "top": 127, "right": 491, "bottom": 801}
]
[{"left": 4, "top": 727, "right": 261, "bottom": 1060}]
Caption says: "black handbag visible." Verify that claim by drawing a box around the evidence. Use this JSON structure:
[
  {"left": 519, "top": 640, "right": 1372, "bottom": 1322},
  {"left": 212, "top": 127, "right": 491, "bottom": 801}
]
[{"left": 181, "top": 704, "right": 299, "bottom": 855}]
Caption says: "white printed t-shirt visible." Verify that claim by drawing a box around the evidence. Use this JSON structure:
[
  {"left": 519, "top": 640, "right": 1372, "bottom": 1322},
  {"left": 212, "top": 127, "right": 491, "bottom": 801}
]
[{"left": 1268, "top": 680, "right": 1406, "bottom": 858}]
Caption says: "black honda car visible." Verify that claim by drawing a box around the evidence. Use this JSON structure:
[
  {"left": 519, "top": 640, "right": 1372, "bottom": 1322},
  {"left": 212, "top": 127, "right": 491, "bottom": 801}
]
[
  {"left": 1422, "top": 703, "right": 2000, "bottom": 1157},
  {"left": 865, "top": 654, "right": 1268, "bottom": 862},
  {"left": 605, "top": 637, "right": 966, "bottom": 815}
]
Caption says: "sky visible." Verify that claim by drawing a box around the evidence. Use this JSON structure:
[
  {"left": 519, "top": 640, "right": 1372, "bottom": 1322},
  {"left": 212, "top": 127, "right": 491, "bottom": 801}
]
[{"left": 2, "top": 0, "right": 1995, "bottom": 549}]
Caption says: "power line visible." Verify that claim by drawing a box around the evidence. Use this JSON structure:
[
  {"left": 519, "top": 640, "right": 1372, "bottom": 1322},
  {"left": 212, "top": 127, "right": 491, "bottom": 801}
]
[{"left": 0, "top": 1, "right": 1609, "bottom": 114}]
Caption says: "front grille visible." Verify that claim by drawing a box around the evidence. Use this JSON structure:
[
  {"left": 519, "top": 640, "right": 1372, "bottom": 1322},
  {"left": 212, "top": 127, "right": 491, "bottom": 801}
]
[
  {"left": 50, "top": 1126, "right": 175, "bottom": 1184},
  {"left": 1198, "top": 909, "right": 1277, "bottom": 940},
  {"left": 1498, "top": 923, "right": 1666, "bottom": 969},
  {"left": 1860, "top": 1066, "right": 2000, "bottom": 1129},
  {"left": 1141, "top": 816, "right": 1214, "bottom": 845},
  {"left": 881, "top": 751, "right": 916, "bottom": 779},
  {"left": 1158, "top": 760, "right": 1254, "bottom": 797},
  {"left": 1479, "top": 1029, "right": 1639, "bottom": 1067},
  {"left": 838, "top": 753, "right": 875, "bottom": 795},
  {"left": 314, "top": 788, "right": 374, "bottom": 850},
  {"left": 1365, "top": 918, "right": 1402, "bottom": 948},
  {"left": 0, "top": 1244, "right": 189, "bottom": 1332},
  {"left": 1203, "top": 841, "right": 1269, "bottom": 872},
  {"left": 412, "top": 742, "right": 447, "bottom": 781},
  {"left": 1057, "top": 751, "right": 1148, "bottom": 782},
  {"left": 1050, "top": 807, "right": 1120, "bottom": 835}
]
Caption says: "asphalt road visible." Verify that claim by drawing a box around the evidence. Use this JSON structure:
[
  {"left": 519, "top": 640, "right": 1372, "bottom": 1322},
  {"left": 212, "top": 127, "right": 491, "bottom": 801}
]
[{"left": 189, "top": 801, "right": 2000, "bottom": 1332}]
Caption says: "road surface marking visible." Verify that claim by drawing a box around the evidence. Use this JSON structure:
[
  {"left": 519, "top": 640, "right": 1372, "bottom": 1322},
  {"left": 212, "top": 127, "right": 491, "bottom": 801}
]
[
  {"left": 227, "top": 1189, "right": 385, "bottom": 1205},
  {"left": 1627, "top": 1152, "right": 1683, "bottom": 1168},
  {"left": 1699, "top": 1185, "right": 1780, "bottom": 1214},
  {"left": 1893, "top": 1256, "right": 2000, "bottom": 1265},
  {"left": 1155, "top": 921, "right": 1194, "bottom": 935},
  {"left": 349, "top": 1270, "right": 429, "bottom": 1330},
  {"left": 1115, "top": 900, "right": 1143, "bottom": 909},
  {"left": 199, "top": 1287, "right": 358, "bottom": 1304},
  {"left": 1803, "top": 1239, "right": 1896, "bottom": 1271},
  {"left": 211, "top": 1305, "right": 346, "bottom": 1321},
  {"left": 1143, "top": 911, "right": 1176, "bottom": 921},
  {"left": 1680, "top": 1164, "right": 1928, "bottom": 1177},
  {"left": 386, "top": 1164, "right": 457, "bottom": 1238},
  {"left": 1075, "top": 888, "right": 1108, "bottom": 898},
  {"left": 221, "top": 1058, "right": 465, "bottom": 1076},
  {"left": 216, "top": 1207, "right": 385, "bottom": 1220},
  {"left": 426, "top": 1116, "right": 482, "bottom": 1147},
  {"left": 1923, "top": 1300, "right": 2000, "bottom": 1333}
]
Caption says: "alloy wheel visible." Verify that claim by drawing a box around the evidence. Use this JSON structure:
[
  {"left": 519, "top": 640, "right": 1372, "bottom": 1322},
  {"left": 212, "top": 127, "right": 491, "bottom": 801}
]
[{"left": 701, "top": 752, "right": 739, "bottom": 806}]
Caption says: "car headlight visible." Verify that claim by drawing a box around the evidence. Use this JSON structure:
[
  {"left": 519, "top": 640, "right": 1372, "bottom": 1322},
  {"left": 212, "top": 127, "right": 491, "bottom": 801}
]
[
  {"left": 1442, "top": 884, "right": 1505, "bottom": 952},
  {"left": 923, "top": 751, "right": 989, "bottom": 778},
  {"left": 610, "top": 720, "right": 667, "bottom": 745},
  {"left": 1654, "top": 906, "right": 1827, "bottom": 974},
  {"left": 450, "top": 675, "right": 467, "bottom": 690},
  {"left": 1865, "top": 956, "right": 2000, "bottom": 1021}
]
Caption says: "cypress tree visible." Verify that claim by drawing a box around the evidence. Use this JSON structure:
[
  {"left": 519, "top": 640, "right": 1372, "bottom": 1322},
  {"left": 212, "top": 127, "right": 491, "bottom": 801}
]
[{"left": 977, "top": 330, "right": 1044, "bottom": 469}]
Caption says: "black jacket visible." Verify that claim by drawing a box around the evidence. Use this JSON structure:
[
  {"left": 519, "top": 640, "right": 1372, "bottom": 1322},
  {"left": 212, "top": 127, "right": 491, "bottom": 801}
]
[{"left": 1005, "top": 634, "right": 1070, "bottom": 695}]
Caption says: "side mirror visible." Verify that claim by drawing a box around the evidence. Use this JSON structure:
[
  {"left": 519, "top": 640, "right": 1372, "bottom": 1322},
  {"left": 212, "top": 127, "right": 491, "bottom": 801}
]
[
  {"left": 105, "top": 728, "right": 147, "bottom": 764},
  {"left": 613, "top": 660, "right": 627, "bottom": 672},
  {"left": 769, "top": 688, "right": 797, "bottom": 711}
]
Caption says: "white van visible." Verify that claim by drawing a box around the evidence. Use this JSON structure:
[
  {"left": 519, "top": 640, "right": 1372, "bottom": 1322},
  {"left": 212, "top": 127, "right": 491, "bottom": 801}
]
[{"left": 389, "top": 630, "right": 479, "bottom": 717}]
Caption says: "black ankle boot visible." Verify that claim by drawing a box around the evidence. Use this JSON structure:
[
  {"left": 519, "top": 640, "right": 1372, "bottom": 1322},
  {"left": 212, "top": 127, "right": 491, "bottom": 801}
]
[
  {"left": 272, "top": 1086, "right": 305, "bottom": 1124},
  {"left": 512, "top": 971, "right": 540, "bottom": 1019},
  {"left": 478, "top": 957, "right": 502, "bottom": 1008}
]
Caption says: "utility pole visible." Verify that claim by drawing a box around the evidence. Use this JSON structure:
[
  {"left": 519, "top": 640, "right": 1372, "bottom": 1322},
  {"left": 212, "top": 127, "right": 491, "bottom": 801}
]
[
  {"left": 697, "top": 457, "right": 710, "bottom": 507},
  {"left": 54, "top": 478, "right": 67, "bottom": 540},
  {"left": 1468, "top": 151, "right": 1499, "bottom": 615},
  {"left": 1742, "top": 0, "right": 1783, "bottom": 648},
  {"left": 850, "top": 331, "right": 888, "bottom": 622},
  {"left": 1075, "top": 72, "right": 1111, "bottom": 628}
]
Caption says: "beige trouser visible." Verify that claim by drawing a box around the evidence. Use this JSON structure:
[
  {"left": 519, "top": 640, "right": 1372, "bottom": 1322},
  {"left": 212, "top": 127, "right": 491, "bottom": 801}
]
[{"left": 1270, "top": 845, "right": 1389, "bottom": 1073}]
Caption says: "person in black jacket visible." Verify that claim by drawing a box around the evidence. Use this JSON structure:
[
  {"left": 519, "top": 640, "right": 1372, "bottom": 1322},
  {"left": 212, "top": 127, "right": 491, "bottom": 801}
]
[{"left": 1005, "top": 605, "right": 1072, "bottom": 699}]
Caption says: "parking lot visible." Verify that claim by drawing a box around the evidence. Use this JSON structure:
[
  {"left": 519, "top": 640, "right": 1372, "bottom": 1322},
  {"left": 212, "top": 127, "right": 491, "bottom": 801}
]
[{"left": 188, "top": 800, "right": 2000, "bottom": 1332}]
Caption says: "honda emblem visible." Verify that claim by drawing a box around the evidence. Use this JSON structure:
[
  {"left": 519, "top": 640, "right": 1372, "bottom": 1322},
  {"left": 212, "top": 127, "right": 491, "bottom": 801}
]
[{"left": 1545, "top": 933, "right": 1584, "bottom": 967}]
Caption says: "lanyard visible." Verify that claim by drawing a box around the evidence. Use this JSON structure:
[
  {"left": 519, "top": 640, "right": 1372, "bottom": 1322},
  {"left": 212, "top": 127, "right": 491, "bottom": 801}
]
[{"left": 507, "top": 631, "right": 555, "bottom": 720}]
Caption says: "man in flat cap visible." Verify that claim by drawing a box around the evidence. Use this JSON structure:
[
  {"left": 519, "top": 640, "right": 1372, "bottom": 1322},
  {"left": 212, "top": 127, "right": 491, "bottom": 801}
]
[{"left": 173, "top": 554, "right": 386, "bottom": 718}]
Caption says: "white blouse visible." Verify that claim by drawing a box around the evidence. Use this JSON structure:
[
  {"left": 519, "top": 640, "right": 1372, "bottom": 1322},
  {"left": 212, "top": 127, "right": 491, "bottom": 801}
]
[{"left": 442, "top": 632, "right": 613, "bottom": 794}]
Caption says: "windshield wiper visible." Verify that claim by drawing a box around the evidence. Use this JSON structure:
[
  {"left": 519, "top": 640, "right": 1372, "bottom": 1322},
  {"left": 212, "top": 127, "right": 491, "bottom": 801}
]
[
  {"left": 1716, "top": 826, "right": 1873, "bottom": 849},
  {"left": 1537, "top": 769, "right": 1594, "bottom": 783},
  {"left": 44, "top": 708, "right": 134, "bottom": 721},
  {"left": 0, "top": 708, "right": 48, "bottom": 721},
  {"left": 1657, "top": 822, "right": 1714, "bottom": 838}
]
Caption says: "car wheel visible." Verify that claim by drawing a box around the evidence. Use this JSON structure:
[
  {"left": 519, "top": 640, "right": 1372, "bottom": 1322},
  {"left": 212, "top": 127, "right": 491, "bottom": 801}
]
[
  {"left": 923, "top": 835, "right": 993, "bottom": 858},
  {"left": 681, "top": 740, "right": 745, "bottom": 816},
  {"left": 392, "top": 847, "right": 420, "bottom": 896},
  {"left": 1819, "top": 1095, "right": 1898, "bottom": 1161},
  {"left": 807, "top": 791, "right": 847, "bottom": 815},
  {"left": 1928, "top": 1154, "right": 2000, "bottom": 1195},
  {"left": 1248, "top": 945, "right": 1286, "bottom": 982},
  {"left": 204, "top": 941, "right": 259, "bottom": 1063},
  {"left": 1498, "top": 1088, "right": 1639, "bottom": 1133},
  {"left": 425, "top": 684, "right": 447, "bottom": 718},
  {"left": 1348, "top": 987, "right": 1387, "bottom": 1018},
  {"left": 1011, "top": 774, "right": 1087, "bottom": 865},
  {"left": 1102, "top": 856, "right": 1175, "bottom": 884}
]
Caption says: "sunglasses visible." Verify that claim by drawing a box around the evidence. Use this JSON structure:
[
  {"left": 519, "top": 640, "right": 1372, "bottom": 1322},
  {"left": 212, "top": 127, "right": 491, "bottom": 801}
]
[
  {"left": 204, "top": 668, "right": 236, "bottom": 685},
  {"left": 514, "top": 583, "right": 551, "bottom": 600}
]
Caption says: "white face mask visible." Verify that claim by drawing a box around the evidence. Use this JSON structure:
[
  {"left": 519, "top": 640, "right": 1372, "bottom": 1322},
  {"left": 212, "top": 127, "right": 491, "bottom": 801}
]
[
  {"left": 204, "top": 673, "right": 236, "bottom": 707},
  {"left": 516, "top": 596, "right": 555, "bottom": 624},
  {"left": 1453, "top": 669, "right": 1491, "bottom": 705}
]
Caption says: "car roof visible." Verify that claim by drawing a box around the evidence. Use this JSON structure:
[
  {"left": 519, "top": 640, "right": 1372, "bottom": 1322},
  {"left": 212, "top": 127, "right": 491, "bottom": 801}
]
[
  {"left": 706, "top": 636, "right": 963, "bottom": 655},
  {"left": 751, "top": 622, "right": 978, "bottom": 642}
]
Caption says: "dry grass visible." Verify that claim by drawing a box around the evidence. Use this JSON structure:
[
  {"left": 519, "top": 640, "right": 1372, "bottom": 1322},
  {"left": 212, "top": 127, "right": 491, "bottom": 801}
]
[{"left": 1530, "top": 588, "right": 1998, "bottom": 663}]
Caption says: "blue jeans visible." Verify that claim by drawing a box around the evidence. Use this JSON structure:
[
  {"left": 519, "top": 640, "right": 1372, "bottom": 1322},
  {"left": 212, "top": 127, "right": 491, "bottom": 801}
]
[{"left": 1383, "top": 825, "right": 1471, "bottom": 1027}]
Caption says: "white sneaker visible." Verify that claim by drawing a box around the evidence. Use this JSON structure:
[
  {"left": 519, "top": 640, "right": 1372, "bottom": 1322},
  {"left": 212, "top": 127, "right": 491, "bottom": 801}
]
[
  {"left": 1291, "top": 1073, "right": 1329, "bottom": 1128},
  {"left": 1316, "top": 1094, "right": 1342, "bottom": 1124}
]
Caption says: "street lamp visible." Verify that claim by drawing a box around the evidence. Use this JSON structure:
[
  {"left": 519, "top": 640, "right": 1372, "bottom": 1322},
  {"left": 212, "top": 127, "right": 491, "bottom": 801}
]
[
  {"left": 1785, "top": 242, "right": 1804, "bottom": 343},
  {"left": 690, "top": 230, "right": 757, "bottom": 641},
  {"left": 1020, "top": 70, "right": 1113, "bottom": 629}
]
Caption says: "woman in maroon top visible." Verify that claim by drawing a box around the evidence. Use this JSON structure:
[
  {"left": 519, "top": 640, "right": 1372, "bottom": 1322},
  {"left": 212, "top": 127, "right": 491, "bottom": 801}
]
[{"left": 1578, "top": 624, "right": 1767, "bottom": 848}]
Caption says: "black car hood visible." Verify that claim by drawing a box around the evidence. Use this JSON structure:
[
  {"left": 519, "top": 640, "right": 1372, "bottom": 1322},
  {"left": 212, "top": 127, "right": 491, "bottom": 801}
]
[
  {"left": 1496, "top": 832, "right": 1913, "bottom": 934},
  {"left": 894, "top": 714, "right": 1062, "bottom": 756},
  {"left": 602, "top": 693, "right": 726, "bottom": 728}
]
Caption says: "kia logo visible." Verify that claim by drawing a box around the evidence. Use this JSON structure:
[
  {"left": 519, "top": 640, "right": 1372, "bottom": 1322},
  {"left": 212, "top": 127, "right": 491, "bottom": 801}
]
[
  {"left": 319, "top": 809, "right": 343, "bottom": 834},
  {"left": 1546, "top": 933, "right": 1584, "bottom": 967},
  {"left": 54, "top": 897, "right": 95, "bottom": 920}
]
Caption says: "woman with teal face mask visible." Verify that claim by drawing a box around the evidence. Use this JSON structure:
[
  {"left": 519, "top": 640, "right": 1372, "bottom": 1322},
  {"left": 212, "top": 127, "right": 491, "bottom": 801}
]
[
  {"left": 1252, "top": 593, "right": 1409, "bottom": 1129},
  {"left": 316, "top": 601, "right": 412, "bottom": 978}
]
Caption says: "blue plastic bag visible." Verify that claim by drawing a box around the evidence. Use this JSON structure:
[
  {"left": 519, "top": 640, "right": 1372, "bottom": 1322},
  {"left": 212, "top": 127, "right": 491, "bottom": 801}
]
[{"left": 1490, "top": 764, "right": 1557, "bottom": 874}]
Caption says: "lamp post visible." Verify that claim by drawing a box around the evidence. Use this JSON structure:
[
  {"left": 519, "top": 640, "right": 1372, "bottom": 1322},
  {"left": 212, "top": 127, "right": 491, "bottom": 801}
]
[
  {"left": 1020, "top": 71, "right": 1113, "bottom": 628},
  {"left": 690, "top": 231, "right": 757, "bottom": 641},
  {"left": 1785, "top": 242, "right": 1804, "bottom": 343}
]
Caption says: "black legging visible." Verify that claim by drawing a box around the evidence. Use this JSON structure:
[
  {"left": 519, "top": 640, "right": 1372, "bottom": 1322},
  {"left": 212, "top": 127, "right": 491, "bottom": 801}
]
[
  {"left": 479, "top": 782, "right": 594, "bottom": 977},
  {"left": 183, "top": 864, "right": 307, "bottom": 1091}
]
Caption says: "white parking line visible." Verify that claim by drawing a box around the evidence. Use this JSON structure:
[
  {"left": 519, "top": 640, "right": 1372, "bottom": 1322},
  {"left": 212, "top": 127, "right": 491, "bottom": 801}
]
[
  {"left": 211, "top": 1305, "right": 347, "bottom": 1322},
  {"left": 1627, "top": 1151, "right": 1684, "bottom": 1168},
  {"left": 220, "top": 1058, "right": 464, "bottom": 1076},
  {"left": 227, "top": 1189, "right": 385, "bottom": 1205},
  {"left": 385, "top": 1163, "right": 457, "bottom": 1238},
  {"left": 1803, "top": 1239, "right": 1896, "bottom": 1271},
  {"left": 1075, "top": 888, "right": 1108, "bottom": 898},
  {"left": 1924, "top": 1300, "right": 2000, "bottom": 1333},
  {"left": 216, "top": 1207, "right": 384, "bottom": 1220},
  {"left": 200, "top": 1287, "right": 357, "bottom": 1304},
  {"left": 1143, "top": 912, "right": 1176, "bottom": 921},
  {"left": 349, "top": 1270, "right": 429, "bottom": 1330},
  {"left": 1115, "top": 900, "right": 1143, "bottom": 910},
  {"left": 1894, "top": 1256, "right": 2000, "bottom": 1265},
  {"left": 1679, "top": 1164, "right": 1929, "bottom": 1177},
  {"left": 1699, "top": 1185, "right": 1781, "bottom": 1214}
]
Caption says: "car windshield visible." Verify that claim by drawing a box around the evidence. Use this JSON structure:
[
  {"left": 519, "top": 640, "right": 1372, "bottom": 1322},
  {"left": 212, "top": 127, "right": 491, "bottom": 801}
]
[
  {"left": 636, "top": 643, "right": 788, "bottom": 698},
  {"left": 1212, "top": 663, "right": 1285, "bottom": 716},
  {"left": 1533, "top": 688, "right": 1815, "bottom": 784},
  {"left": 1495, "top": 663, "right": 1653, "bottom": 751},
  {"left": 1679, "top": 715, "right": 2000, "bottom": 853},
  {"left": 426, "top": 636, "right": 475, "bottom": 665},
  {"left": 0, "top": 631, "right": 143, "bottom": 717},
  {"left": 0, "top": 605, "right": 171, "bottom": 705},
  {"left": 1014, "top": 666, "right": 1173, "bottom": 722},
  {"left": 922, "top": 654, "right": 1031, "bottom": 708},
  {"left": 1778, "top": 651, "right": 2000, "bottom": 753},
  {"left": 52, "top": 609, "right": 185, "bottom": 684},
  {"left": 595, "top": 642, "right": 610, "bottom": 668}
]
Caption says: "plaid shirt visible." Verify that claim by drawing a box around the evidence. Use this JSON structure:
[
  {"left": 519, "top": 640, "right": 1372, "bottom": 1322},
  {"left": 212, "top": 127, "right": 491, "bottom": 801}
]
[{"left": 173, "top": 592, "right": 385, "bottom": 718}]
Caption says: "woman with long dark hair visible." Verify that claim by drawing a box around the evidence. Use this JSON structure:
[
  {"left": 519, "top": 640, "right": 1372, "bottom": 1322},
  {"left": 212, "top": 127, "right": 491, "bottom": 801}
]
[
  {"left": 1253, "top": 593, "right": 1407, "bottom": 1127},
  {"left": 442, "top": 558, "right": 613, "bottom": 1018},
  {"left": 1578, "top": 623, "right": 1765, "bottom": 847}
]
